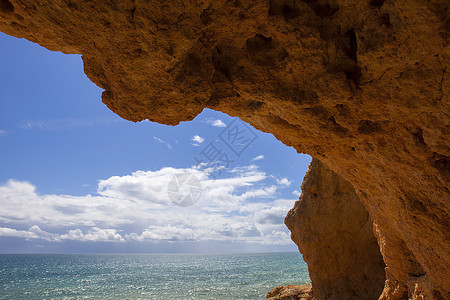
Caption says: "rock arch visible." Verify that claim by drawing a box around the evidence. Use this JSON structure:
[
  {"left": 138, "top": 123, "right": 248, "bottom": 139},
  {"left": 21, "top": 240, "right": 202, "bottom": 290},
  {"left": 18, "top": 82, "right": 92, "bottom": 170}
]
[{"left": 0, "top": 0, "right": 448, "bottom": 298}]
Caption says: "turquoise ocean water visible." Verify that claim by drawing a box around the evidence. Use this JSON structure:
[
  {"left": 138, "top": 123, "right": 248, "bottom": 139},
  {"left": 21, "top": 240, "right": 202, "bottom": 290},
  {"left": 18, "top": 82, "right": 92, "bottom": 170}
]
[{"left": 0, "top": 252, "right": 310, "bottom": 299}]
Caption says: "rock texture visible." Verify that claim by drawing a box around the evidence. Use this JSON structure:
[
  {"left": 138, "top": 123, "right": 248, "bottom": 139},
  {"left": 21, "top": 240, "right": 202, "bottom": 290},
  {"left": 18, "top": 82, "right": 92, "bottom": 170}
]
[
  {"left": 285, "top": 158, "right": 386, "bottom": 299},
  {"left": 0, "top": 0, "right": 448, "bottom": 298},
  {"left": 267, "top": 284, "right": 313, "bottom": 300}
]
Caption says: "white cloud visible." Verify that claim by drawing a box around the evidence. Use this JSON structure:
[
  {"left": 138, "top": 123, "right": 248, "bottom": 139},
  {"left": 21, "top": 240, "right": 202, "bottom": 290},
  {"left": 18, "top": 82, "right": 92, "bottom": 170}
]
[
  {"left": 254, "top": 206, "right": 288, "bottom": 225},
  {"left": 276, "top": 177, "right": 292, "bottom": 186},
  {"left": 0, "top": 226, "right": 123, "bottom": 242},
  {"left": 0, "top": 227, "right": 39, "bottom": 239},
  {"left": 0, "top": 129, "right": 7, "bottom": 136},
  {"left": 211, "top": 119, "right": 226, "bottom": 127},
  {"left": 0, "top": 165, "right": 297, "bottom": 245},
  {"left": 28, "top": 225, "right": 60, "bottom": 241},
  {"left": 261, "top": 231, "right": 292, "bottom": 245},
  {"left": 0, "top": 179, "right": 137, "bottom": 227},
  {"left": 126, "top": 225, "right": 196, "bottom": 242},
  {"left": 204, "top": 118, "right": 227, "bottom": 128},
  {"left": 251, "top": 155, "right": 264, "bottom": 162},
  {"left": 191, "top": 135, "right": 205, "bottom": 146},
  {"left": 97, "top": 167, "right": 207, "bottom": 206},
  {"left": 292, "top": 190, "right": 301, "bottom": 197},
  {"left": 153, "top": 136, "right": 173, "bottom": 150},
  {"left": 60, "top": 227, "right": 124, "bottom": 242}
]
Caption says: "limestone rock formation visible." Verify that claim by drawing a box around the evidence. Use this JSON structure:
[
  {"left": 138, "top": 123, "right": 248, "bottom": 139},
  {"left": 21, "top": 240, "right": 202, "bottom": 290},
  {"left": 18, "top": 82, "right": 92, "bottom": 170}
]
[
  {"left": 267, "top": 284, "right": 313, "bottom": 300},
  {"left": 285, "top": 158, "right": 386, "bottom": 299},
  {"left": 0, "top": 0, "right": 448, "bottom": 298}
]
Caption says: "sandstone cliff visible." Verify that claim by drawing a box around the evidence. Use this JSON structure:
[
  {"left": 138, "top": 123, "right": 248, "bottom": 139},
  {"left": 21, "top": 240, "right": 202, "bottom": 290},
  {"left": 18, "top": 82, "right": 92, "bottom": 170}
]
[
  {"left": 0, "top": 0, "right": 448, "bottom": 298},
  {"left": 284, "top": 158, "right": 386, "bottom": 299}
]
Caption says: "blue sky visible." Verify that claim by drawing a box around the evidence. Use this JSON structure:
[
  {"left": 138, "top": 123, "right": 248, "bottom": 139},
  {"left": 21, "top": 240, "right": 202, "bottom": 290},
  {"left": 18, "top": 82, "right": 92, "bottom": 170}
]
[{"left": 0, "top": 32, "right": 311, "bottom": 253}]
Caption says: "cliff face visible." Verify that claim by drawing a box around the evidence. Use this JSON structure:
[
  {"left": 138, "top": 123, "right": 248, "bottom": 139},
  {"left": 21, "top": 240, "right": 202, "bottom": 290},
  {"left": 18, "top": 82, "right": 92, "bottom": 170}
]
[
  {"left": 285, "top": 159, "right": 386, "bottom": 300},
  {"left": 0, "top": 0, "right": 448, "bottom": 298}
]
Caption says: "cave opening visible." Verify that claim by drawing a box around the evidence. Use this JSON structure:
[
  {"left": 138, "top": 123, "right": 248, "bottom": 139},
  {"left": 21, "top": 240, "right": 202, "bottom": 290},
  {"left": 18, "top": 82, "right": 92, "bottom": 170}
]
[
  {"left": 0, "top": 32, "right": 318, "bottom": 298},
  {"left": 0, "top": 29, "right": 389, "bottom": 300}
]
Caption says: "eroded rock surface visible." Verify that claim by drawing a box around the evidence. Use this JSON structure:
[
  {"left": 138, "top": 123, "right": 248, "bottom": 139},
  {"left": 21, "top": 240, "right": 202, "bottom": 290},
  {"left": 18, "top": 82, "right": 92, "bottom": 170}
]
[
  {"left": 285, "top": 158, "right": 386, "bottom": 299},
  {"left": 0, "top": 0, "right": 448, "bottom": 298},
  {"left": 267, "top": 284, "right": 313, "bottom": 300}
]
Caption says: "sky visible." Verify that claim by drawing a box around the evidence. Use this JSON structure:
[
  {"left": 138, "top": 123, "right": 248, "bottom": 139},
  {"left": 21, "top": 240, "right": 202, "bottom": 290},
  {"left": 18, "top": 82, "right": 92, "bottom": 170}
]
[{"left": 0, "top": 32, "right": 311, "bottom": 253}]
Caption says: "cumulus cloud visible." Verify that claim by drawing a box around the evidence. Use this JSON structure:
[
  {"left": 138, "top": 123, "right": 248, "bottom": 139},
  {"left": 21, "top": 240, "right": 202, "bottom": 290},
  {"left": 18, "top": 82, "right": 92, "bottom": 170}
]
[
  {"left": 260, "top": 231, "right": 292, "bottom": 245},
  {"left": 60, "top": 227, "right": 124, "bottom": 242},
  {"left": 204, "top": 118, "right": 227, "bottom": 128},
  {"left": 276, "top": 177, "right": 292, "bottom": 186},
  {"left": 0, "top": 226, "right": 123, "bottom": 242},
  {"left": 211, "top": 119, "right": 226, "bottom": 127},
  {"left": 292, "top": 190, "right": 301, "bottom": 197},
  {"left": 254, "top": 207, "right": 287, "bottom": 225},
  {"left": 251, "top": 155, "right": 264, "bottom": 162},
  {"left": 191, "top": 135, "right": 205, "bottom": 146},
  {"left": 97, "top": 168, "right": 189, "bottom": 205},
  {"left": 0, "top": 165, "right": 297, "bottom": 245},
  {"left": 0, "top": 227, "right": 39, "bottom": 239},
  {"left": 126, "top": 225, "right": 196, "bottom": 242},
  {"left": 153, "top": 136, "right": 173, "bottom": 150}
]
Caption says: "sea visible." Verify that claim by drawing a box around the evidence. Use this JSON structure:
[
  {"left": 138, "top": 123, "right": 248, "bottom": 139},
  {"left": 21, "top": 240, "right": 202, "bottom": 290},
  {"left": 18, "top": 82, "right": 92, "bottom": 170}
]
[{"left": 0, "top": 252, "right": 310, "bottom": 299}]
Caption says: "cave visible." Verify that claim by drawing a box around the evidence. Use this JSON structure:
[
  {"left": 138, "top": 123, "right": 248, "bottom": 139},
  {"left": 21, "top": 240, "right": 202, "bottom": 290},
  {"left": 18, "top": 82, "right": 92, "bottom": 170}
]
[{"left": 0, "top": 0, "right": 448, "bottom": 299}]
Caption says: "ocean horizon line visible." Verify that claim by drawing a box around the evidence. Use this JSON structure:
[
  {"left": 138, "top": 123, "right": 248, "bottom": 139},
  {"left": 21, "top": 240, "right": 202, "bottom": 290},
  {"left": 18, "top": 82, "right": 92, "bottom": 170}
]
[{"left": 0, "top": 251, "right": 301, "bottom": 255}]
